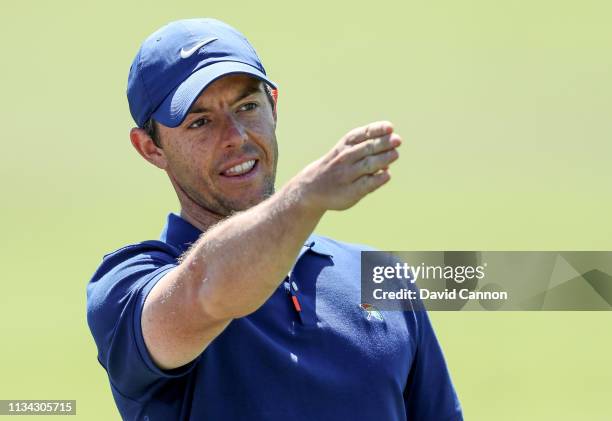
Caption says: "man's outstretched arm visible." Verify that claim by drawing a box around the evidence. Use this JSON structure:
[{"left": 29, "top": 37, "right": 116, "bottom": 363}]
[{"left": 142, "top": 121, "right": 402, "bottom": 369}]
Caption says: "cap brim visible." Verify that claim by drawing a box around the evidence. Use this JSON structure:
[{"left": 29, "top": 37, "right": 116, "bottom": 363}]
[{"left": 152, "top": 61, "right": 277, "bottom": 128}]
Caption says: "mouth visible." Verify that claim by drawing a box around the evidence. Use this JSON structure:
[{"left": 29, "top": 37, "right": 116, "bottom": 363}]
[{"left": 219, "top": 159, "right": 259, "bottom": 180}]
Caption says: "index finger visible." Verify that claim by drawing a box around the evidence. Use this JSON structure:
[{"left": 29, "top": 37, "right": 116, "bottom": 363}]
[
  {"left": 343, "top": 133, "right": 402, "bottom": 165},
  {"left": 344, "top": 121, "right": 394, "bottom": 145}
]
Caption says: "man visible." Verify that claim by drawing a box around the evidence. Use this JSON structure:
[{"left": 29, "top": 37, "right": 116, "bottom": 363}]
[{"left": 86, "top": 18, "right": 463, "bottom": 421}]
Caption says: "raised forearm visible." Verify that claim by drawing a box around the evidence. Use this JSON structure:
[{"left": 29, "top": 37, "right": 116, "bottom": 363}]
[{"left": 184, "top": 179, "right": 324, "bottom": 320}]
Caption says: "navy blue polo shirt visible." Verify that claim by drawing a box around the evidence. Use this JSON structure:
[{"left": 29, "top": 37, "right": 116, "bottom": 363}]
[{"left": 86, "top": 213, "right": 463, "bottom": 420}]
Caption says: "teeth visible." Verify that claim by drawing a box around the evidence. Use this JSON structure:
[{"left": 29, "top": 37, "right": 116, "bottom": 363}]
[{"left": 224, "top": 160, "right": 256, "bottom": 176}]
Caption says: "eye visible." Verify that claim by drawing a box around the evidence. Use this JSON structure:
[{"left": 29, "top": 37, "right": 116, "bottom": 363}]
[
  {"left": 188, "top": 117, "right": 210, "bottom": 129},
  {"left": 238, "top": 102, "right": 258, "bottom": 112}
]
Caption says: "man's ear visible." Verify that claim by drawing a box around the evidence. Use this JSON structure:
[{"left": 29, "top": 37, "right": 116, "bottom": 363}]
[
  {"left": 271, "top": 88, "right": 278, "bottom": 122},
  {"left": 129, "top": 127, "right": 168, "bottom": 170}
]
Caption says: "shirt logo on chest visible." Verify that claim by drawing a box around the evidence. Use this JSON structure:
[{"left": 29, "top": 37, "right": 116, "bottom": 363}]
[{"left": 359, "top": 303, "right": 384, "bottom": 322}]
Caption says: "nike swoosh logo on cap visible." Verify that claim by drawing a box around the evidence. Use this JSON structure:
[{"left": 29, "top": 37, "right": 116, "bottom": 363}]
[{"left": 180, "top": 37, "right": 218, "bottom": 59}]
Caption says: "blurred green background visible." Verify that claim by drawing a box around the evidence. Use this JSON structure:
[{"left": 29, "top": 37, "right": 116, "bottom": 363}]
[{"left": 1, "top": 0, "right": 611, "bottom": 419}]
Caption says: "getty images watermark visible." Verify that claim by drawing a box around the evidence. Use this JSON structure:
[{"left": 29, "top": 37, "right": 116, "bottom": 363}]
[{"left": 360, "top": 251, "right": 612, "bottom": 311}]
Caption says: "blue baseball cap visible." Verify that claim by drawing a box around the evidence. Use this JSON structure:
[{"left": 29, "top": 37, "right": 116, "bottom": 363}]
[{"left": 127, "top": 18, "right": 277, "bottom": 128}]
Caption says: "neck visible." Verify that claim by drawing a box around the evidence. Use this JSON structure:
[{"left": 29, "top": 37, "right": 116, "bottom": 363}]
[
  {"left": 179, "top": 203, "right": 224, "bottom": 233},
  {"left": 168, "top": 173, "right": 225, "bottom": 232}
]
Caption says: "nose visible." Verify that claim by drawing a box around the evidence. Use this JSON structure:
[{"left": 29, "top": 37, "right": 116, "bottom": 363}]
[{"left": 219, "top": 112, "right": 247, "bottom": 149}]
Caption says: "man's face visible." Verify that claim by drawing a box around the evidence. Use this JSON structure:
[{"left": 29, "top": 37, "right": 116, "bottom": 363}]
[{"left": 156, "top": 74, "right": 278, "bottom": 217}]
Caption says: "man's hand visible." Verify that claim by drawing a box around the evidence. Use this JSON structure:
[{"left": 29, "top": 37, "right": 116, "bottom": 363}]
[{"left": 293, "top": 121, "right": 401, "bottom": 212}]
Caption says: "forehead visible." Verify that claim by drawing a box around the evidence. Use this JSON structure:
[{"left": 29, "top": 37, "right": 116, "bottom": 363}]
[{"left": 190, "top": 74, "right": 265, "bottom": 108}]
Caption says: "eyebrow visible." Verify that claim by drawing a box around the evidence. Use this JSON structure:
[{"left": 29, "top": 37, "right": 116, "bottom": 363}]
[{"left": 187, "top": 83, "right": 263, "bottom": 115}]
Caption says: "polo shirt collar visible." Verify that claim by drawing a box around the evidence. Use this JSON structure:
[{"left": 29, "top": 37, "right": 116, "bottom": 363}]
[
  {"left": 303, "top": 236, "right": 334, "bottom": 258},
  {"left": 160, "top": 212, "right": 334, "bottom": 259},
  {"left": 160, "top": 212, "right": 201, "bottom": 251}
]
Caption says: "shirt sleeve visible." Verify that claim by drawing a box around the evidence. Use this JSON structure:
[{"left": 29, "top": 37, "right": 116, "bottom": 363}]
[
  {"left": 86, "top": 242, "right": 201, "bottom": 400},
  {"left": 403, "top": 308, "right": 464, "bottom": 420}
]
